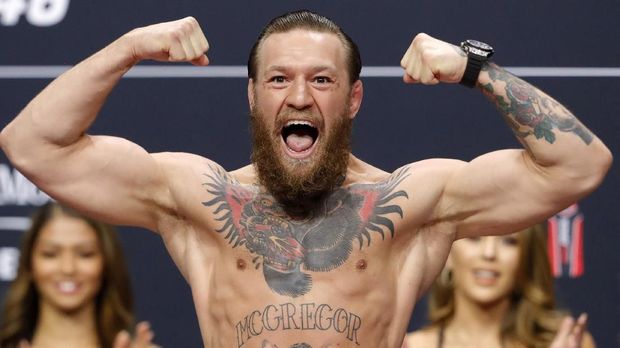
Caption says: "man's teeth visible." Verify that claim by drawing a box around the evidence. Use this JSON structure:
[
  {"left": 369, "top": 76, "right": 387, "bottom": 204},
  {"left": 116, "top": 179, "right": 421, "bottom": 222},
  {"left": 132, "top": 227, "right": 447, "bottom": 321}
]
[
  {"left": 473, "top": 270, "right": 499, "bottom": 278},
  {"left": 286, "top": 120, "right": 314, "bottom": 127},
  {"left": 58, "top": 281, "right": 78, "bottom": 292}
]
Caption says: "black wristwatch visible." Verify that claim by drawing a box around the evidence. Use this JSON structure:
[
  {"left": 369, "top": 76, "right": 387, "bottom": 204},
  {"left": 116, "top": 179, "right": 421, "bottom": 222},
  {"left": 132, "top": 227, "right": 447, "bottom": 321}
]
[{"left": 459, "top": 39, "right": 494, "bottom": 88}]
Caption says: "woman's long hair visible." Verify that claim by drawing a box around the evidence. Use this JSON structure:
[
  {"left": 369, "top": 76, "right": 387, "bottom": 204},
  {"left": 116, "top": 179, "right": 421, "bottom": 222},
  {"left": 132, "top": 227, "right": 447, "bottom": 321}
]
[
  {"left": 0, "top": 202, "right": 134, "bottom": 348},
  {"left": 428, "top": 223, "right": 565, "bottom": 348}
]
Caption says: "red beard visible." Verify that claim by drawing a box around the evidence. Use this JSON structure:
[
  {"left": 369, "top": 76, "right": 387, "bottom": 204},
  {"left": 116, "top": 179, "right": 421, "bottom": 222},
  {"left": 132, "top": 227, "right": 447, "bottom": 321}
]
[{"left": 250, "top": 106, "right": 352, "bottom": 216}]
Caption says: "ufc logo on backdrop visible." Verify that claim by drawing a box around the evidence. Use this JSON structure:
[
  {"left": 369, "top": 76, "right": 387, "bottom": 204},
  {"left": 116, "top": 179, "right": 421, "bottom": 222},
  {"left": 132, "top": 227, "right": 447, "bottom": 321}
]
[
  {"left": 0, "top": 0, "right": 70, "bottom": 26},
  {"left": 547, "top": 204, "right": 585, "bottom": 278}
]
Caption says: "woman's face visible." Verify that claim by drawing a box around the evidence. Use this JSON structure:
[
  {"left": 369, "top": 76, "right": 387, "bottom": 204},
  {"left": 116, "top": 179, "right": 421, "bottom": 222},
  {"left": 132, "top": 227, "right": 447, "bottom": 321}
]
[
  {"left": 449, "top": 233, "right": 522, "bottom": 306},
  {"left": 31, "top": 214, "right": 104, "bottom": 314}
]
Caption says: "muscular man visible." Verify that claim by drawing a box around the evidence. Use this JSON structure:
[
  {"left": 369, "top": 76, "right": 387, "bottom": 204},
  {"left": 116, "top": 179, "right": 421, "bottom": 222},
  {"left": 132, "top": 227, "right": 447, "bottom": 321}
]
[{"left": 0, "top": 10, "right": 612, "bottom": 348}]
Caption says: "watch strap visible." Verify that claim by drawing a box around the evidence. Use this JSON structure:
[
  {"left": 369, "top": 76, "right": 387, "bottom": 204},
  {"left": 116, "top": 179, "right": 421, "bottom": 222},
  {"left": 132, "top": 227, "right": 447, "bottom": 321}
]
[{"left": 460, "top": 53, "right": 484, "bottom": 88}]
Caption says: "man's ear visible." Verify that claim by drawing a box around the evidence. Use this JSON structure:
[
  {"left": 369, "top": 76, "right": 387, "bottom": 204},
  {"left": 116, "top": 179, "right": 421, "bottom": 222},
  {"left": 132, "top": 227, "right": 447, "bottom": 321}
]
[
  {"left": 248, "top": 78, "right": 255, "bottom": 109},
  {"left": 348, "top": 80, "right": 363, "bottom": 119}
]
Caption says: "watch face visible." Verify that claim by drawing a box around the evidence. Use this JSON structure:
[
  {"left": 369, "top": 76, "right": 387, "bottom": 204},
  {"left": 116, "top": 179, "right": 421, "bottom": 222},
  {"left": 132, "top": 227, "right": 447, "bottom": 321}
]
[{"left": 466, "top": 39, "right": 493, "bottom": 52}]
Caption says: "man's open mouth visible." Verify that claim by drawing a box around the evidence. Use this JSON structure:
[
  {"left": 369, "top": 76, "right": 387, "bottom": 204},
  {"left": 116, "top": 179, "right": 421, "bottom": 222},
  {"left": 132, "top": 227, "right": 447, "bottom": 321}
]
[{"left": 281, "top": 120, "right": 319, "bottom": 155}]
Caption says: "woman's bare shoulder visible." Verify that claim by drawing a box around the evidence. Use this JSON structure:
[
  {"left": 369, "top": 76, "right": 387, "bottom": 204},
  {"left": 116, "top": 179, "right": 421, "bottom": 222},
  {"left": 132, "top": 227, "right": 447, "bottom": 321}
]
[{"left": 403, "top": 327, "right": 439, "bottom": 348}]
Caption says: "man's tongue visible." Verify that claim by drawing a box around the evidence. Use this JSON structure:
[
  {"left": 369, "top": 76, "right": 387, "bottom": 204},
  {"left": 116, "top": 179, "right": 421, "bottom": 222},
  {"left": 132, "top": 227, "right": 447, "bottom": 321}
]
[{"left": 286, "top": 133, "right": 313, "bottom": 152}]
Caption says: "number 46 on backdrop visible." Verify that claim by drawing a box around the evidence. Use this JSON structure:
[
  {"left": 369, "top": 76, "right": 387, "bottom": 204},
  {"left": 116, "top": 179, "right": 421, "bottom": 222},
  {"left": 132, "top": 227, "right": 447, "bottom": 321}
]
[{"left": 0, "top": 0, "right": 70, "bottom": 27}]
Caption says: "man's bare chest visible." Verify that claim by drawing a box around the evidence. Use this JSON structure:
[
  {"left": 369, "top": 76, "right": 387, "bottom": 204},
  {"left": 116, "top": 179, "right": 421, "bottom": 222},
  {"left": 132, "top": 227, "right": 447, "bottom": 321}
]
[{"left": 201, "top": 166, "right": 411, "bottom": 297}]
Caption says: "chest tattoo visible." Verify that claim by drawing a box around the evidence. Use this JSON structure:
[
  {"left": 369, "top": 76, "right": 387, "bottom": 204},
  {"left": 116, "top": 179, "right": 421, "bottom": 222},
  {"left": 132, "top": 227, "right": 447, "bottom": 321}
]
[{"left": 202, "top": 166, "right": 410, "bottom": 297}]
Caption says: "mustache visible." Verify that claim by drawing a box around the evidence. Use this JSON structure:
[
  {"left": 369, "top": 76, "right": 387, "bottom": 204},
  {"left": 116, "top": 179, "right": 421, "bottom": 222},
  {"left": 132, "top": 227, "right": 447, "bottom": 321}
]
[
  {"left": 274, "top": 108, "right": 323, "bottom": 130},
  {"left": 250, "top": 105, "right": 352, "bottom": 216}
]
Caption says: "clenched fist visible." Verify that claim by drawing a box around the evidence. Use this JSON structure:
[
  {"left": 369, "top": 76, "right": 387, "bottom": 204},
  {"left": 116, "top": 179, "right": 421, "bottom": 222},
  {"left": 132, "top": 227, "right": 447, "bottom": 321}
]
[
  {"left": 400, "top": 33, "right": 467, "bottom": 85},
  {"left": 122, "top": 17, "right": 210, "bottom": 66}
]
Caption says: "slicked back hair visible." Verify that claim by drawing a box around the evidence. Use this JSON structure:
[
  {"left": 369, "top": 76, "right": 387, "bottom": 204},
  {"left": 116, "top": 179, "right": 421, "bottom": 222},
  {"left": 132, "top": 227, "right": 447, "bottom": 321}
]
[{"left": 247, "top": 10, "right": 362, "bottom": 85}]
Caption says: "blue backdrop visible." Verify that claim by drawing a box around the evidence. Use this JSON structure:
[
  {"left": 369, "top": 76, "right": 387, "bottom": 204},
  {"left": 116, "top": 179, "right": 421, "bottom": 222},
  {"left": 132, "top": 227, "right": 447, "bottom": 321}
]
[{"left": 1, "top": 1, "right": 618, "bottom": 347}]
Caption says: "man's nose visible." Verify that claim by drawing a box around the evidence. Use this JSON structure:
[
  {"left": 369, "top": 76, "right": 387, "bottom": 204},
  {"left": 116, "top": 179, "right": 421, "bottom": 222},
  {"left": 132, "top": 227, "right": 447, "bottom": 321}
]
[{"left": 286, "top": 78, "right": 313, "bottom": 110}]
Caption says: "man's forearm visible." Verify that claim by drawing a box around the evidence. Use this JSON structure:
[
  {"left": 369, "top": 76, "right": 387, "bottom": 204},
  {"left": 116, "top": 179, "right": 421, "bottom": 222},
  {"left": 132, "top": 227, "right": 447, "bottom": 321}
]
[
  {"left": 477, "top": 63, "right": 610, "bottom": 172},
  {"left": 0, "top": 35, "right": 136, "bottom": 160},
  {"left": 1, "top": 17, "right": 209, "bottom": 164}
]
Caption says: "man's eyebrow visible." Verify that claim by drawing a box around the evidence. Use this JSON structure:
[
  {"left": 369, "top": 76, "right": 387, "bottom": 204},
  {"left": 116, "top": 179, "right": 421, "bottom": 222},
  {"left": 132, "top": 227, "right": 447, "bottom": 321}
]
[
  {"left": 309, "top": 65, "right": 338, "bottom": 74},
  {"left": 265, "top": 65, "right": 286, "bottom": 72}
]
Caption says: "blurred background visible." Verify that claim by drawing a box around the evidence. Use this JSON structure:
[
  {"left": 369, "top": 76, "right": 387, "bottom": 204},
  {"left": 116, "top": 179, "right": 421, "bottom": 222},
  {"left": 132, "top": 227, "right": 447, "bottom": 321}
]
[{"left": 1, "top": 1, "right": 618, "bottom": 346}]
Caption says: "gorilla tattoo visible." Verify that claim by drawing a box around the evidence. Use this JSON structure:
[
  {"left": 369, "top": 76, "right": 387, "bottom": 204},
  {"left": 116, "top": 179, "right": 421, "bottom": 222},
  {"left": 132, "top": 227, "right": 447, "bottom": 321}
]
[{"left": 202, "top": 165, "right": 410, "bottom": 297}]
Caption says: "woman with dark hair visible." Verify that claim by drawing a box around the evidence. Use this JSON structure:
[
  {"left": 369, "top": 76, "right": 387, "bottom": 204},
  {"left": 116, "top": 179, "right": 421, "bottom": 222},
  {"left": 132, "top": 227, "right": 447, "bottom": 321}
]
[
  {"left": 0, "top": 202, "right": 157, "bottom": 348},
  {"left": 403, "top": 224, "right": 595, "bottom": 348}
]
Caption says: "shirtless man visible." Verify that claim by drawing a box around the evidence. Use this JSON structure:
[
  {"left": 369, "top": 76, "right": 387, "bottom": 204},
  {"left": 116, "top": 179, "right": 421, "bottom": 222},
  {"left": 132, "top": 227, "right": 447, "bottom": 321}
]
[{"left": 0, "top": 10, "right": 612, "bottom": 348}]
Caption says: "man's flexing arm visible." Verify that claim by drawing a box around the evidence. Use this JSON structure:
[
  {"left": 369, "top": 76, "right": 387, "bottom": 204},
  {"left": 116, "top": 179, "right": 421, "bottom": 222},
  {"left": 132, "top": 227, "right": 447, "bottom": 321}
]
[
  {"left": 0, "top": 17, "right": 210, "bottom": 230},
  {"left": 400, "top": 33, "right": 612, "bottom": 239}
]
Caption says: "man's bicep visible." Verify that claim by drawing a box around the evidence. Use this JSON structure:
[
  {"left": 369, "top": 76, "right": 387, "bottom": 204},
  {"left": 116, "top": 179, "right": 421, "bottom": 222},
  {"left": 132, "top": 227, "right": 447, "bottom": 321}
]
[
  {"left": 440, "top": 149, "right": 567, "bottom": 239},
  {"left": 32, "top": 134, "right": 172, "bottom": 230}
]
